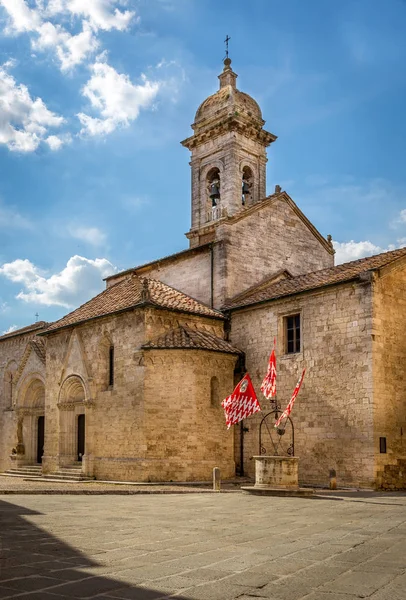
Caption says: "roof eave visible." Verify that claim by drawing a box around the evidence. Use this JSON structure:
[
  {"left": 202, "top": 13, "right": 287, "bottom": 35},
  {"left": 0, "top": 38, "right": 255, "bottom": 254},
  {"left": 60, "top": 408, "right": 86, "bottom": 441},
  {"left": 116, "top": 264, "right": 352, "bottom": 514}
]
[
  {"left": 40, "top": 301, "right": 224, "bottom": 336},
  {"left": 225, "top": 275, "right": 366, "bottom": 312},
  {"left": 142, "top": 345, "right": 241, "bottom": 355}
]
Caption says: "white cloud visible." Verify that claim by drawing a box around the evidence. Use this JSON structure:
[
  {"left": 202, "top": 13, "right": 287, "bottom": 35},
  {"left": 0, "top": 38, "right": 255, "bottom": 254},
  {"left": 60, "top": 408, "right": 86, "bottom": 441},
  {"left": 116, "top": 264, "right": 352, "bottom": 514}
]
[
  {"left": 45, "top": 134, "right": 64, "bottom": 150},
  {"left": 0, "top": 1, "right": 136, "bottom": 70},
  {"left": 391, "top": 209, "right": 406, "bottom": 228},
  {"left": 0, "top": 199, "right": 33, "bottom": 229},
  {"left": 0, "top": 0, "right": 41, "bottom": 33},
  {"left": 332, "top": 240, "right": 404, "bottom": 265},
  {"left": 78, "top": 60, "right": 160, "bottom": 136},
  {"left": 0, "top": 255, "right": 116, "bottom": 308},
  {"left": 33, "top": 19, "right": 99, "bottom": 71},
  {"left": 0, "top": 62, "right": 64, "bottom": 152},
  {"left": 2, "top": 324, "right": 19, "bottom": 335},
  {"left": 68, "top": 225, "right": 107, "bottom": 246},
  {"left": 67, "top": 0, "right": 136, "bottom": 31}
]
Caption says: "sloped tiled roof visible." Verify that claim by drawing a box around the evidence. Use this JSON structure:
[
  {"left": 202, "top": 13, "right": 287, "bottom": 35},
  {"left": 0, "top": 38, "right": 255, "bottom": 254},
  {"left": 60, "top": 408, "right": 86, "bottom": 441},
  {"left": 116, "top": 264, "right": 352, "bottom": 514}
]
[
  {"left": 0, "top": 321, "right": 49, "bottom": 341},
  {"left": 42, "top": 276, "right": 223, "bottom": 334},
  {"left": 224, "top": 247, "right": 406, "bottom": 310},
  {"left": 142, "top": 325, "right": 242, "bottom": 355}
]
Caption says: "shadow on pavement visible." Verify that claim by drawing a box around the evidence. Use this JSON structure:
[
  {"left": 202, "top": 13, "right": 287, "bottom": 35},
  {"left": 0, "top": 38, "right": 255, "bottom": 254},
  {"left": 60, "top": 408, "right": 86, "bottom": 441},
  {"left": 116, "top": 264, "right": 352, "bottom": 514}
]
[{"left": 0, "top": 499, "right": 190, "bottom": 599}]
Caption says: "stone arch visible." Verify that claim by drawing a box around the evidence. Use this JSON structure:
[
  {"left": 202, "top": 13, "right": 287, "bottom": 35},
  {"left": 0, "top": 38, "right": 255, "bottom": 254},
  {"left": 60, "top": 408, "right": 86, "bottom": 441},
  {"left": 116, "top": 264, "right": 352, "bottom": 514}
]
[
  {"left": 17, "top": 372, "right": 45, "bottom": 409},
  {"left": 206, "top": 166, "right": 221, "bottom": 207},
  {"left": 241, "top": 164, "right": 255, "bottom": 205},
  {"left": 58, "top": 374, "right": 88, "bottom": 405},
  {"left": 58, "top": 374, "right": 88, "bottom": 467},
  {"left": 3, "top": 359, "right": 17, "bottom": 409},
  {"left": 200, "top": 161, "right": 224, "bottom": 224},
  {"left": 15, "top": 373, "right": 45, "bottom": 465}
]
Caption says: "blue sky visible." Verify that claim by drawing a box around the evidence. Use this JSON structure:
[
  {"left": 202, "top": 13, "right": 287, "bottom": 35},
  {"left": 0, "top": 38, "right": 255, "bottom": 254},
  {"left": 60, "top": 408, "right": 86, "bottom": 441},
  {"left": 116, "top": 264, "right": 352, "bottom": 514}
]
[{"left": 0, "top": 0, "right": 406, "bottom": 334}]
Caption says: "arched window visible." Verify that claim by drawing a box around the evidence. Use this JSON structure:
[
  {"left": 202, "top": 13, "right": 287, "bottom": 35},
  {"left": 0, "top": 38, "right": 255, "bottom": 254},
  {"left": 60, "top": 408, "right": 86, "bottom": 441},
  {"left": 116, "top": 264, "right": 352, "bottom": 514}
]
[
  {"left": 242, "top": 166, "right": 253, "bottom": 205},
  {"left": 210, "top": 376, "right": 219, "bottom": 407},
  {"left": 207, "top": 167, "right": 221, "bottom": 208}
]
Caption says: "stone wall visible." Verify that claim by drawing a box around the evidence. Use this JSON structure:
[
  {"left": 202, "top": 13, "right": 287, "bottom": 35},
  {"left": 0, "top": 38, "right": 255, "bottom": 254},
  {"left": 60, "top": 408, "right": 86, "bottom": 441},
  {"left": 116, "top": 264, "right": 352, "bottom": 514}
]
[
  {"left": 230, "top": 280, "right": 375, "bottom": 488},
  {"left": 218, "top": 195, "right": 334, "bottom": 303},
  {"left": 0, "top": 331, "right": 46, "bottom": 472},
  {"left": 42, "top": 306, "right": 234, "bottom": 481},
  {"left": 133, "top": 249, "right": 213, "bottom": 309},
  {"left": 142, "top": 348, "right": 236, "bottom": 482},
  {"left": 373, "top": 260, "right": 406, "bottom": 489},
  {"left": 109, "top": 195, "right": 334, "bottom": 314},
  {"left": 187, "top": 131, "right": 268, "bottom": 231}
]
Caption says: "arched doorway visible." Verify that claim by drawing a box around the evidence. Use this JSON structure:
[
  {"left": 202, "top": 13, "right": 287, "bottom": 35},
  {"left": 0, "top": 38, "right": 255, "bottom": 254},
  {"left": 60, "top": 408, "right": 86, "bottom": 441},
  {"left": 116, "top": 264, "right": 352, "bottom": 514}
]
[
  {"left": 17, "top": 375, "right": 46, "bottom": 465},
  {"left": 58, "top": 375, "right": 88, "bottom": 466}
]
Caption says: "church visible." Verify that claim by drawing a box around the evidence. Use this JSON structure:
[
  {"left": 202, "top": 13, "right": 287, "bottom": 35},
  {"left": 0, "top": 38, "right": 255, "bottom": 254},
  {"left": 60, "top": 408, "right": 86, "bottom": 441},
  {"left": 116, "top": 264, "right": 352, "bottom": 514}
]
[{"left": 1, "top": 57, "right": 405, "bottom": 489}]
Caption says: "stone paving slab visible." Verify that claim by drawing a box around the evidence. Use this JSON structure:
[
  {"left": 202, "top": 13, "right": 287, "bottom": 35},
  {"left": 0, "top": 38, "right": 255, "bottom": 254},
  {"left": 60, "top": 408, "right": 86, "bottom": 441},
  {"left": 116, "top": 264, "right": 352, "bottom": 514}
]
[{"left": 0, "top": 492, "right": 406, "bottom": 599}]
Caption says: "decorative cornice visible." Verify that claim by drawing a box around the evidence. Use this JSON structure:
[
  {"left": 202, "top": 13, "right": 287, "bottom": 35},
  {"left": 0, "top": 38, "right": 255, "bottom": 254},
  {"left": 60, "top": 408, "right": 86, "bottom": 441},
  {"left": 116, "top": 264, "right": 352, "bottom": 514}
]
[{"left": 181, "top": 117, "right": 276, "bottom": 150}]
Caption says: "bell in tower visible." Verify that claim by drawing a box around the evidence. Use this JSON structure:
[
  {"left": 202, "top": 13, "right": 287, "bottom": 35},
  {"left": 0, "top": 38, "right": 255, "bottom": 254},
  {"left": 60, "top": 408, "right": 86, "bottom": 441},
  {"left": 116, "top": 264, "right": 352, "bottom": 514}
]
[{"left": 181, "top": 53, "right": 277, "bottom": 247}]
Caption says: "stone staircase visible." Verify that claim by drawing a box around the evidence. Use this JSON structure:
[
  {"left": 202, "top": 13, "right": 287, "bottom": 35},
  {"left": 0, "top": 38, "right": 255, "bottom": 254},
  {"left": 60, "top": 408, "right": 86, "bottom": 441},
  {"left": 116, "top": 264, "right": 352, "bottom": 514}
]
[
  {"left": 3, "top": 465, "right": 43, "bottom": 479},
  {"left": 42, "top": 464, "right": 94, "bottom": 482},
  {"left": 3, "top": 463, "right": 94, "bottom": 482}
]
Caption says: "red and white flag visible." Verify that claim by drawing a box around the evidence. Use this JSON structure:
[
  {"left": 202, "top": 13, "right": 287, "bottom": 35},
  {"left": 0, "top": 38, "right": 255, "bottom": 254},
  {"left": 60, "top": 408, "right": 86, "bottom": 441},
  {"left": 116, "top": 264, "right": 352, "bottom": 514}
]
[
  {"left": 222, "top": 374, "right": 261, "bottom": 429},
  {"left": 274, "top": 369, "right": 306, "bottom": 428},
  {"left": 261, "top": 339, "right": 277, "bottom": 399}
]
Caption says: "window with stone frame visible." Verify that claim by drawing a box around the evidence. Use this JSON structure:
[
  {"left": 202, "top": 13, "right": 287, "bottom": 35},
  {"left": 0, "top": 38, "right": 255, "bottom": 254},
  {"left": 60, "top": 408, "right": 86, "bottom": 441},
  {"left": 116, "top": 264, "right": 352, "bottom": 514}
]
[{"left": 285, "top": 314, "right": 301, "bottom": 354}]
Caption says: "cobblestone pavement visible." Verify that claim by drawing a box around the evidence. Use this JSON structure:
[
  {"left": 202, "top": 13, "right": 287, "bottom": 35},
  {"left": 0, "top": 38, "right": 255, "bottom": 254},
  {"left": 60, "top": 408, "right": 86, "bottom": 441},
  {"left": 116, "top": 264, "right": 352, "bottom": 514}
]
[{"left": 0, "top": 492, "right": 406, "bottom": 599}]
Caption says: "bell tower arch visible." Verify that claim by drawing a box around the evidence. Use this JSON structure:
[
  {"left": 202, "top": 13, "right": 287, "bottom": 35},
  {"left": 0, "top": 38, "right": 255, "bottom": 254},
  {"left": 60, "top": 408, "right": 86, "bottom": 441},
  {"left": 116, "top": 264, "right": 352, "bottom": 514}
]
[{"left": 182, "top": 57, "right": 277, "bottom": 247}]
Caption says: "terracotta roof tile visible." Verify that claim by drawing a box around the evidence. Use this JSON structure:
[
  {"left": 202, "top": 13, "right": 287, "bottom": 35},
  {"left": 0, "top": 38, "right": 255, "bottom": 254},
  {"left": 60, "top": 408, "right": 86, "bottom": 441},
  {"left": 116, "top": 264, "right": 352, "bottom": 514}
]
[
  {"left": 143, "top": 325, "right": 242, "bottom": 354},
  {"left": 42, "top": 276, "right": 223, "bottom": 334},
  {"left": 0, "top": 321, "right": 49, "bottom": 341},
  {"left": 224, "top": 247, "right": 406, "bottom": 310}
]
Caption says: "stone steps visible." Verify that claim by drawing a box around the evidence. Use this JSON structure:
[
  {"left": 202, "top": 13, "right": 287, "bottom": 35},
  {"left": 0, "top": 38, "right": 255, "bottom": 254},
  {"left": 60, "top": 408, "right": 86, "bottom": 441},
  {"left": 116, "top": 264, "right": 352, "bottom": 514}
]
[
  {"left": 4, "top": 466, "right": 43, "bottom": 478},
  {"left": 42, "top": 464, "right": 94, "bottom": 481},
  {"left": 42, "top": 473, "right": 94, "bottom": 482},
  {"left": 3, "top": 463, "right": 94, "bottom": 482}
]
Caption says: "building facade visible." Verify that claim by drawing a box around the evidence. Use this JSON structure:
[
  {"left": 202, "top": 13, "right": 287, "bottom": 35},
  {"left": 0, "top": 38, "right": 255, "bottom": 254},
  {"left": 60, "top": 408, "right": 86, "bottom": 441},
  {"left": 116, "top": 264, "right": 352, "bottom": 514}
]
[{"left": 1, "top": 59, "right": 405, "bottom": 489}]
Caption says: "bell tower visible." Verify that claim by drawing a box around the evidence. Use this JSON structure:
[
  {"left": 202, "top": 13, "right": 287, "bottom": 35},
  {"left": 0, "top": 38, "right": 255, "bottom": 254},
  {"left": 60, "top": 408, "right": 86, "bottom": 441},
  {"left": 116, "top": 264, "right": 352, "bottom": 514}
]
[{"left": 181, "top": 57, "right": 277, "bottom": 247}]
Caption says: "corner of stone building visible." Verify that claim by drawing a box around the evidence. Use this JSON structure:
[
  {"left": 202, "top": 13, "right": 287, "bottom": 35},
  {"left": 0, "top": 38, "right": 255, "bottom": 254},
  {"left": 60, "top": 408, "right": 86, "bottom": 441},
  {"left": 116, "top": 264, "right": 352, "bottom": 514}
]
[{"left": 371, "top": 260, "right": 406, "bottom": 489}]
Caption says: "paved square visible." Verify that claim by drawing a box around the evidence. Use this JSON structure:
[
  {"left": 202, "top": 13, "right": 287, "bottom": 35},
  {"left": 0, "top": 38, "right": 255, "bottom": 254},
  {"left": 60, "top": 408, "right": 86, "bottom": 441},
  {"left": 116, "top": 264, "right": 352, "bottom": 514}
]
[{"left": 0, "top": 492, "right": 406, "bottom": 599}]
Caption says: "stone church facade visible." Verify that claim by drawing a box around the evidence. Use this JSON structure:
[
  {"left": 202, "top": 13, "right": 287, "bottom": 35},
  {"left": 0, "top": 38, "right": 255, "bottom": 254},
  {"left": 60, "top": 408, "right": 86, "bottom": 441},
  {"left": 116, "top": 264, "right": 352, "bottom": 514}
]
[{"left": 1, "top": 58, "right": 406, "bottom": 489}]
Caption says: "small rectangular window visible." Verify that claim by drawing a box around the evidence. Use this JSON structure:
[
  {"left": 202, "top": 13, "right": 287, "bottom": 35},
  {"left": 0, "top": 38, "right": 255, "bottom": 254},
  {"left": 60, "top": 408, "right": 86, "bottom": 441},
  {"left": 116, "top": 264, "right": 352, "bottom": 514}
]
[
  {"left": 379, "top": 437, "right": 387, "bottom": 454},
  {"left": 285, "top": 314, "right": 301, "bottom": 354},
  {"left": 109, "top": 346, "right": 114, "bottom": 387}
]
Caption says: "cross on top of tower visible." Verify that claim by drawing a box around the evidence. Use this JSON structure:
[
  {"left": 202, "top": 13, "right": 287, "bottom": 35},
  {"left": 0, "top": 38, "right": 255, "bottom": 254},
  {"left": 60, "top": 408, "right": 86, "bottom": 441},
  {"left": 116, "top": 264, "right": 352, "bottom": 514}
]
[{"left": 224, "top": 35, "right": 231, "bottom": 59}]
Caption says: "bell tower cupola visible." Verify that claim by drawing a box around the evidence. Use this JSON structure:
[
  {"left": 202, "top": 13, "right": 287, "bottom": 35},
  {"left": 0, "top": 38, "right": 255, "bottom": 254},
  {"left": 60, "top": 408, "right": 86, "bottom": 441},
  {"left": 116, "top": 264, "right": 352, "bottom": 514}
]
[{"left": 181, "top": 56, "right": 277, "bottom": 247}]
